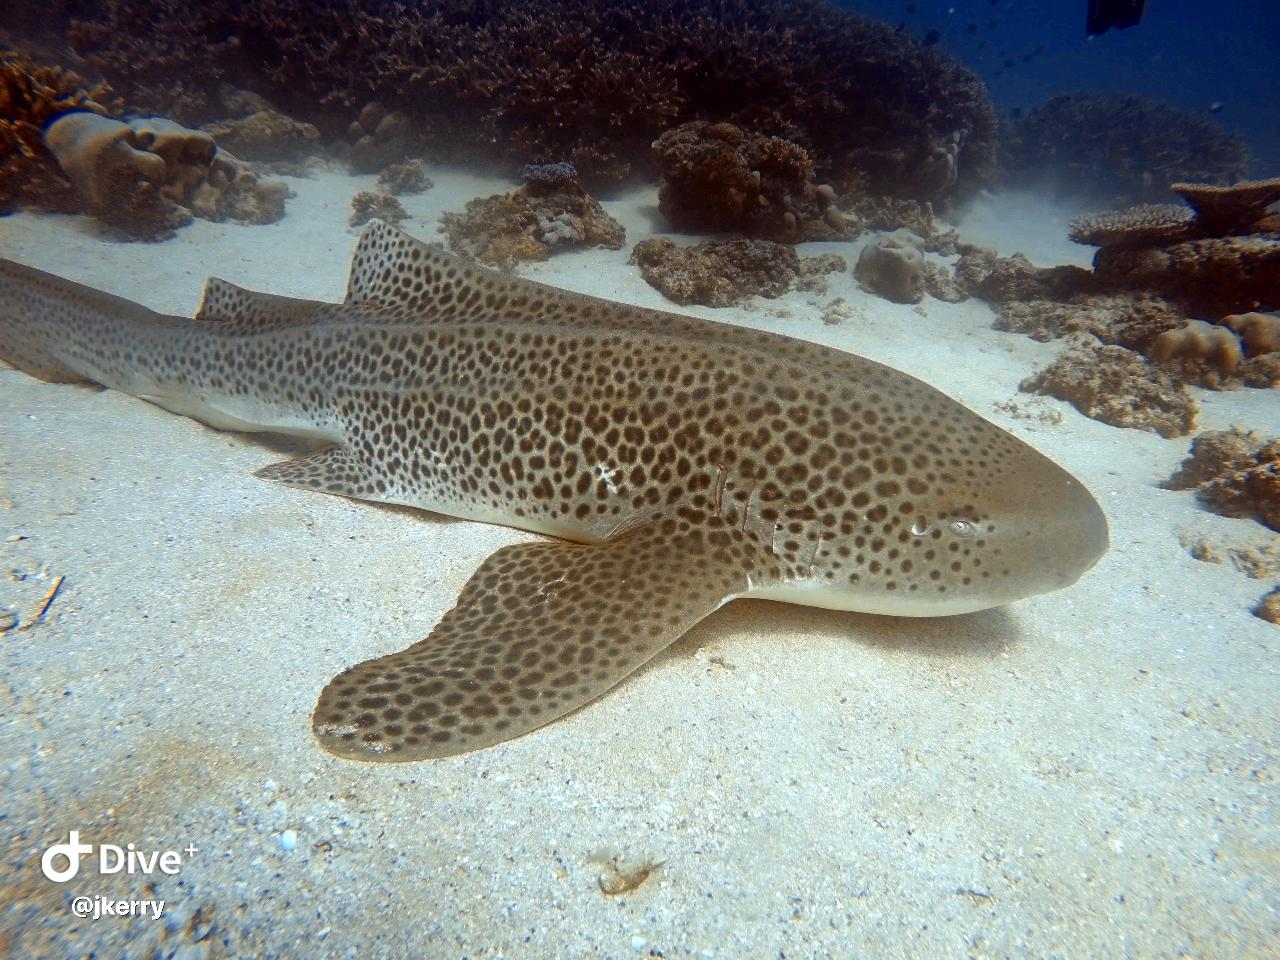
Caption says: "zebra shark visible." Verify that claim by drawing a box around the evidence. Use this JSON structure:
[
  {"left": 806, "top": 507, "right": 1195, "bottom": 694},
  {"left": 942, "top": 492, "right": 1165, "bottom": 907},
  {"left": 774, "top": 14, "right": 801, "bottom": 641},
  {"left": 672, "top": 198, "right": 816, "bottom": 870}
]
[{"left": 0, "top": 220, "right": 1108, "bottom": 761}]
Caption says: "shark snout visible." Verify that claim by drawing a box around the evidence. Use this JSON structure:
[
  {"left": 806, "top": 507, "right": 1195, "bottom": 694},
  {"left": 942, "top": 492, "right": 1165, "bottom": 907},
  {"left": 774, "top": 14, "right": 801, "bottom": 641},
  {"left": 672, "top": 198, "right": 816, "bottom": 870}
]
[{"left": 1007, "top": 463, "right": 1109, "bottom": 597}]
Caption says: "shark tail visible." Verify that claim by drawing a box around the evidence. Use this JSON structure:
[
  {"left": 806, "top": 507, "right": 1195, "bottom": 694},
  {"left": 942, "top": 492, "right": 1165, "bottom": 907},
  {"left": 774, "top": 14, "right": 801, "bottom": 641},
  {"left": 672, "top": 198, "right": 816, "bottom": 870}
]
[{"left": 0, "top": 257, "right": 161, "bottom": 384}]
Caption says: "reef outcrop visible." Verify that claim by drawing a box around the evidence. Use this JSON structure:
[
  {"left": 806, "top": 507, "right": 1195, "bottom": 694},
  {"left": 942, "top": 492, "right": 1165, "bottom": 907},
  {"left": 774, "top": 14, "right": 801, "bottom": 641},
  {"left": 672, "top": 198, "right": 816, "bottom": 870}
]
[
  {"left": 652, "top": 122, "right": 851, "bottom": 242},
  {"left": 66, "top": 0, "right": 998, "bottom": 198},
  {"left": 629, "top": 238, "right": 843, "bottom": 308},
  {"left": 1005, "top": 92, "right": 1248, "bottom": 204},
  {"left": 1166, "top": 428, "right": 1280, "bottom": 533},
  {"left": 441, "top": 176, "right": 624, "bottom": 267},
  {"left": 1073, "top": 177, "right": 1280, "bottom": 320},
  {"left": 42, "top": 111, "right": 288, "bottom": 239},
  {"left": 967, "top": 178, "right": 1280, "bottom": 426},
  {"left": 1020, "top": 341, "right": 1197, "bottom": 438}
]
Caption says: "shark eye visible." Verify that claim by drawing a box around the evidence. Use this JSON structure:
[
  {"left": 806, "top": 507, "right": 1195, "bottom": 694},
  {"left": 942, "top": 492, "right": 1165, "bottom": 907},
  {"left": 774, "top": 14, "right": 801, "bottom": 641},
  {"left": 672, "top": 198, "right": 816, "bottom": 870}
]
[
  {"left": 910, "top": 516, "right": 933, "bottom": 537},
  {"left": 949, "top": 518, "right": 977, "bottom": 538}
]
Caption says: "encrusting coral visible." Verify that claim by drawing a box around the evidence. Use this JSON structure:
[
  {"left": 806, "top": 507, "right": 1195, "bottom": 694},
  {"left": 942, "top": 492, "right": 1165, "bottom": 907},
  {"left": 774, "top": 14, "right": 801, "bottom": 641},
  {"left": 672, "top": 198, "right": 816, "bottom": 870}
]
[
  {"left": 0, "top": 50, "right": 121, "bottom": 213},
  {"left": 441, "top": 175, "right": 624, "bottom": 268},
  {"left": 652, "top": 121, "right": 852, "bottom": 242},
  {"left": 1165, "top": 428, "right": 1280, "bottom": 533},
  {"left": 628, "top": 238, "right": 842, "bottom": 308},
  {"left": 67, "top": 0, "right": 998, "bottom": 198}
]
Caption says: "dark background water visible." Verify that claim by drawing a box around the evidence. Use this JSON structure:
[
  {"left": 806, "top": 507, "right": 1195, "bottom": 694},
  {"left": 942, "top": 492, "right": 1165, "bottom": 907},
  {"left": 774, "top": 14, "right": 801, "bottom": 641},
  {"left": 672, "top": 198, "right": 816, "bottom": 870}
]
[{"left": 840, "top": 0, "right": 1280, "bottom": 174}]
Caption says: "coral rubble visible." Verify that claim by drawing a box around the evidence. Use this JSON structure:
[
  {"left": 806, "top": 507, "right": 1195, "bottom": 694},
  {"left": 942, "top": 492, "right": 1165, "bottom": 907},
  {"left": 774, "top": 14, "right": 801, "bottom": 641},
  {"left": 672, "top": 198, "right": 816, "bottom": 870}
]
[
  {"left": 1020, "top": 341, "right": 1196, "bottom": 438},
  {"left": 628, "top": 238, "right": 841, "bottom": 308},
  {"left": 66, "top": 0, "right": 998, "bottom": 198},
  {"left": 820, "top": 297, "right": 859, "bottom": 325},
  {"left": 1166, "top": 428, "right": 1280, "bottom": 532},
  {"left": 652, "top": 122, "right": 851, "bottom": 242},
  {"left": 441, "top": 179, "right": 624, "bottom": 267}
]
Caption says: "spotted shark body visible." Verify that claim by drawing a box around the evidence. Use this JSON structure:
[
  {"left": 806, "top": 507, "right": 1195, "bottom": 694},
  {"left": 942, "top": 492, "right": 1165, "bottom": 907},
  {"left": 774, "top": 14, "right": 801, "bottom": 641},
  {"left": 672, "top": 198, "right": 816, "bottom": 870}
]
[{"left": 0, "top": 221, "right": 1108, "bottom": 760}]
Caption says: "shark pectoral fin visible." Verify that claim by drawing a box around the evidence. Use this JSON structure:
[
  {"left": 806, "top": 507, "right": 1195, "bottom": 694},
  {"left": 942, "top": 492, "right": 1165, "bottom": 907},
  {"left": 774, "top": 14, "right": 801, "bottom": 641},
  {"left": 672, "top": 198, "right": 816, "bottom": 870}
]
[
  {"left": 312, "top": 520, "right": 773, "bottom": 761},
  {"left": 255, "top": 447, "right": 389, "bottom": 501}
]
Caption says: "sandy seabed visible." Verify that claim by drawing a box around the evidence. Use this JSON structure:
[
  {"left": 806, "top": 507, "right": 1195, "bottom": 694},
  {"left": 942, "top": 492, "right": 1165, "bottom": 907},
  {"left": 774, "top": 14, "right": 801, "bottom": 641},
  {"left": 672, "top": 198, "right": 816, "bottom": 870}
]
[{"left": 0, "top": 167, "right": 1276, "bottom": 959}]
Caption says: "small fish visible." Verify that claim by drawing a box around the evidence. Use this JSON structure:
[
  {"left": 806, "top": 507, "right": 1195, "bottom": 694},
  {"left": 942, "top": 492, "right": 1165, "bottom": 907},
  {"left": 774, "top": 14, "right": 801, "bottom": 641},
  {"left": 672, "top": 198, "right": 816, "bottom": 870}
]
[{"left": 0, "top": 222, "right": 1108, "bottom": 761}]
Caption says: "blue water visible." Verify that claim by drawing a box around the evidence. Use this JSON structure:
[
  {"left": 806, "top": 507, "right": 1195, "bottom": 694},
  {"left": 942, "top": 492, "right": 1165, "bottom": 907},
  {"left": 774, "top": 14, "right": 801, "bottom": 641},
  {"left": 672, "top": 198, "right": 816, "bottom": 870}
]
[{"left": 840, "top": 0, "right": 1280, "bottom": 172}]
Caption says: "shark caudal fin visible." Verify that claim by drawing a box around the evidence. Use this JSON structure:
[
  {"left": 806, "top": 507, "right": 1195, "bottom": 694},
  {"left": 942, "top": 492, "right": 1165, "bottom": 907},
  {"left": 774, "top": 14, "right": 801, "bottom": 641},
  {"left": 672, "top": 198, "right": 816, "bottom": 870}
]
[{"left": 0, "top": 259, "right": 103, "bottom": 382}]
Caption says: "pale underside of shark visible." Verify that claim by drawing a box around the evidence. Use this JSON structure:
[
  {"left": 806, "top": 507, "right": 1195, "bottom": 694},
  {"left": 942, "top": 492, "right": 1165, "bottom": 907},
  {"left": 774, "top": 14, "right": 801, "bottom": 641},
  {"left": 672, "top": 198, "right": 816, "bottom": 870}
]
[{"left": 0, "top": 221, "right": 1109, "bottom": 761}]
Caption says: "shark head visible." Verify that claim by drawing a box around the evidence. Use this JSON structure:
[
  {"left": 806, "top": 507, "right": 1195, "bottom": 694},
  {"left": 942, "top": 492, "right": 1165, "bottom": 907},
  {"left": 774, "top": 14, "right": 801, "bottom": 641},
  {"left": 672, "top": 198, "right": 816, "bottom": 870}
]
[
  {"left": 855, "top": 438, "right": 1109, "bottom": 616},
  {"left": 768, "top": 389, "right": 1110, "bottom": 617}
]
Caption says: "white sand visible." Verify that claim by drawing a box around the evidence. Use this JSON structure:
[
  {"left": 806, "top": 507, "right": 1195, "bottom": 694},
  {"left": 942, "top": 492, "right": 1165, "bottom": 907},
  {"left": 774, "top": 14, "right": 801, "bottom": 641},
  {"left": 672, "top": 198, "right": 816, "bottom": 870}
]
[{"left": 0, "top": 168, "right": 1276, "bottom": 958}]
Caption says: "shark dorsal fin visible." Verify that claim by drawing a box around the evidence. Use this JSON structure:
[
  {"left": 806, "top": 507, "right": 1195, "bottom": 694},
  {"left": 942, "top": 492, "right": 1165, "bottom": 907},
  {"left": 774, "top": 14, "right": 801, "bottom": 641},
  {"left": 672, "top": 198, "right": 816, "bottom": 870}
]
[
  {"left": 196, "top": 277, "right": 324, "bottom": 329},
  {"left": 345, "top": 219, "right": 546, "bottom": 315}
]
